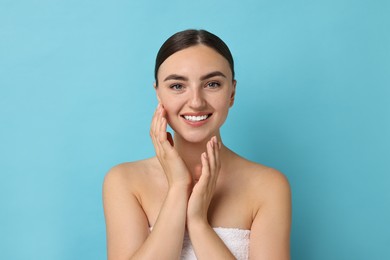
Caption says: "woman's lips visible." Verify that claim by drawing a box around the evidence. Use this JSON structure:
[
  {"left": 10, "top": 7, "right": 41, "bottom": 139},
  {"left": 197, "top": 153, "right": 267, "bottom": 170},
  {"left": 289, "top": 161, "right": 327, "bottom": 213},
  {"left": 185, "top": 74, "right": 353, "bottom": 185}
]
[{"left": 181, "top": 113, "right": 212, "bottom": 126}]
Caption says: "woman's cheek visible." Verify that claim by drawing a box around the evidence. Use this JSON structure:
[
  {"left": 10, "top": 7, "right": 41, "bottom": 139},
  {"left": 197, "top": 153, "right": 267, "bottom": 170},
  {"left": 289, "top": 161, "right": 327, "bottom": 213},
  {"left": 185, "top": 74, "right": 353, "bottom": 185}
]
[{"left": 162, "top": 105, "right": 176, "bottom": 125}]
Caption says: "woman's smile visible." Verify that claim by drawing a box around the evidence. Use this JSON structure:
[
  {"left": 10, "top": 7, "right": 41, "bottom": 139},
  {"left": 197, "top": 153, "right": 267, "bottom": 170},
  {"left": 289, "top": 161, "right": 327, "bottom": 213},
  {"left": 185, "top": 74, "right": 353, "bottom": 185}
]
[{"left": 181, "top": 113, "right": 213, "bottom": 126}]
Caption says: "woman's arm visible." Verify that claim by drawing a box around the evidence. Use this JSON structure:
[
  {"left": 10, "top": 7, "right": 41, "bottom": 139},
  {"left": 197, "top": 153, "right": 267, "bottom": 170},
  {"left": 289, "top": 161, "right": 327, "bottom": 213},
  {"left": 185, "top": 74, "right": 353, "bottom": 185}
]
[
  {"left": 103, "top": 165, "right": 190, "bottom": 260},
  {"left": 103, "top": 166, "right": 147, "bottom": 259},
  {"left": 103, "top": 104, "right": 192, "bottom": 260},
  {"left": 249, "top": 169, "right": 292, "bottom": 260}
]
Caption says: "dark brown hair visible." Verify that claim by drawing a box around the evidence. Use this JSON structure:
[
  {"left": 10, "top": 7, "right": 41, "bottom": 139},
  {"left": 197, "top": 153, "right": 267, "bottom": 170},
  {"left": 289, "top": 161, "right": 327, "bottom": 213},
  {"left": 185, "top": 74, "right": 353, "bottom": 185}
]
[{"left": 154, "top": 29, "right": 235, "bottom": 85}]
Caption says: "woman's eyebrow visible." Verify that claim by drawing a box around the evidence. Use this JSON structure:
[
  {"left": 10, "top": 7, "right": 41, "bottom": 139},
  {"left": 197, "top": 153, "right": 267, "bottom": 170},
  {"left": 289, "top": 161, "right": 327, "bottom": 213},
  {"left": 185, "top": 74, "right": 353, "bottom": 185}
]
[
  {"left": 200, "top": 71, "right": 226, "bottom": 80},
  {"left": 163, "top": 71, "right": 227, "bottom": 82},
  {"left": 164, "top": 74, "right": 188, "bottom": 82}
]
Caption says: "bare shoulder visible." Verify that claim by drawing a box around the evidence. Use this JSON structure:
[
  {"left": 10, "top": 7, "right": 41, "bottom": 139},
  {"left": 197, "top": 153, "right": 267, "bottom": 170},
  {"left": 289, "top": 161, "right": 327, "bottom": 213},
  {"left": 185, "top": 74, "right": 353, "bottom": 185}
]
[
  {"left": 234, "top": 156, "right": 291, "bottom": 204},
  {"left": 253, "top": 162, "right": 290, "bottom": 194},
  {"left": 103, "top": 157, "right": 162, "bottom": 194}
]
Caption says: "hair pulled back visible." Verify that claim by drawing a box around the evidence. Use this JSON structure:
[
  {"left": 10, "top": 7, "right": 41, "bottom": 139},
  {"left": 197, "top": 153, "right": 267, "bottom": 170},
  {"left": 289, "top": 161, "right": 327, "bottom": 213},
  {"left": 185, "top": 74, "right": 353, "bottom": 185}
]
[{"left": 154, "top": 29, "right": 235, "bottom": 85}]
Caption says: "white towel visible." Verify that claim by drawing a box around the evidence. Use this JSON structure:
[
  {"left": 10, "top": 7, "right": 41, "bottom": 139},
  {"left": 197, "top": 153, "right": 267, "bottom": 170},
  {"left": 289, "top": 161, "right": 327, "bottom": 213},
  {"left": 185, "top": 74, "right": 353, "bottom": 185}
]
[{"left": 181, "top": 227, "right": 250, "bottom": 260}]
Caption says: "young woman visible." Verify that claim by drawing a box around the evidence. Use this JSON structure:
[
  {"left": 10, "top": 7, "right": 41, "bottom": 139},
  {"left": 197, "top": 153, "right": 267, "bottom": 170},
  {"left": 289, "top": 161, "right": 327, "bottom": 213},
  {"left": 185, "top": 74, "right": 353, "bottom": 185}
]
[{"left": 103, "top": 29, "right": 291, "bottom": 260}]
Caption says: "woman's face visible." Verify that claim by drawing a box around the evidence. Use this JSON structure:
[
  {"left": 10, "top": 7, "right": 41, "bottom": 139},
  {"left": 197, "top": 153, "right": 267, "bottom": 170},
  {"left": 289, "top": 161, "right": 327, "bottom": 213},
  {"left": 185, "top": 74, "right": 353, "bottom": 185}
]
[{"left": 155, "top": 44, "right": 236, "bottom": 143}]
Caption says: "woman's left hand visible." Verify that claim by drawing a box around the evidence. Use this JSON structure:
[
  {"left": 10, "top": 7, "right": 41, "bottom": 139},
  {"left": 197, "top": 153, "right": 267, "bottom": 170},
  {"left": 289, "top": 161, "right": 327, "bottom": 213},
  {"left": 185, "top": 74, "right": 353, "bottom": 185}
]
[{"left": 187, "top": 136, "right": 221, "bottom": 226}]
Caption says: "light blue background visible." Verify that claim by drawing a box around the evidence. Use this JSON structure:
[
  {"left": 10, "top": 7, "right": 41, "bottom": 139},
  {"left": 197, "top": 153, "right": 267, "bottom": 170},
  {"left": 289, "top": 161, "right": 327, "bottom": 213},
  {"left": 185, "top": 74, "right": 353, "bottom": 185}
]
[{"left": 1, "top": 0, "right": 389, "bottom": 259}]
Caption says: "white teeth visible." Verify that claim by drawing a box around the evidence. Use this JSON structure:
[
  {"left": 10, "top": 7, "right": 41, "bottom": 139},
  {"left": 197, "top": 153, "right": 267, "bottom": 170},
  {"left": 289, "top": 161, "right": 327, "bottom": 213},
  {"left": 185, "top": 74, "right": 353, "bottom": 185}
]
[{"left": 183, "top": 115, "right": 209, "bottom": 122}]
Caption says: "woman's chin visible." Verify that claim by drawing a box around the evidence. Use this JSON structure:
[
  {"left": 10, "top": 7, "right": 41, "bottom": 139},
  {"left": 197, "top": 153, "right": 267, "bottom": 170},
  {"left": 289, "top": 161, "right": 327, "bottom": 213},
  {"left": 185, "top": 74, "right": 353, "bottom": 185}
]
[
  {"left": 176, "top": 132, "right": 214, "bottom": 144},
  {"left": 169, "top": 122, "right": 220, "bottom": 144}
]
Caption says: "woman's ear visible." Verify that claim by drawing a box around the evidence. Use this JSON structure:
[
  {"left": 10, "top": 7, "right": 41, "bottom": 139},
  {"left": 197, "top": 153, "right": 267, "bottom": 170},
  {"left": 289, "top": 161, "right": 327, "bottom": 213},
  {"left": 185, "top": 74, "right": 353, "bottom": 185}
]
[
  {"left": 153, "top": 82, "right": 162, "bottom": 103},
  {"left": 229, "top": 80, "right": 237, "bottom": 107}
]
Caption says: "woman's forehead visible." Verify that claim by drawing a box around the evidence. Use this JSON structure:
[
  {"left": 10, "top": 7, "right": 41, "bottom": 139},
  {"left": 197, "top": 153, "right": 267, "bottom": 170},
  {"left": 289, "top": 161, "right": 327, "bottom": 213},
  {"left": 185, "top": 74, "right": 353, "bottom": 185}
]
[{"left": 157, "top": 45, "right": 232, "bottom": 80}]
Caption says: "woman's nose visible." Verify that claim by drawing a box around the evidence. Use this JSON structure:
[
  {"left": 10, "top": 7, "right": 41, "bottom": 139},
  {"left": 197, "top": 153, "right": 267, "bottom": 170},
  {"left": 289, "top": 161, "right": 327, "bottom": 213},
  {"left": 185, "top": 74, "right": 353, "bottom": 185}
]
[{"left": 188, "top": 88, "right": 206, "bottom": 109}]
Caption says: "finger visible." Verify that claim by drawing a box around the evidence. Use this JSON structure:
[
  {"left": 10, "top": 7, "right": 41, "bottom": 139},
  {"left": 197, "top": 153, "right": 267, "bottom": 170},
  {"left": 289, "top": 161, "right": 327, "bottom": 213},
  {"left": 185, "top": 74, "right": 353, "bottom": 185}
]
[
  {"left": 151, "top": 104, "right": 162, "bottom": 140},
  {"left": 206, "top": 138, "right": 216, "bottom": 173},
  {"left": 210, "top": 138, "right": 220, "bottom": 189},
  {"left": 155, "top": 108, "right": 168, "bottom": 157},
  {"left": 154, "top": 104, "right": 163, "bottom": 137},
  {"left": 160, "top": 103, "right": 167, "bottom": 118},
  {"left": 213, "top": 137, "right": 221, "bottom": 172},
  {"left": 158, "top": 105, "right": 171, "bottom": 145},
  {"left": 151, "top": 104, "right": 165, "bottom": 157},
  {"left": 198, "top": 152, "right": 210, "bottom": 186},
  {"left": 159, "top": 117, "right": 174, "bottom": 152},
  {"left": 158, "top": 114, "right": 167, "bottom": 143},
  {"left": 150, "top": 106, "right": 159, "bottom": 146}
]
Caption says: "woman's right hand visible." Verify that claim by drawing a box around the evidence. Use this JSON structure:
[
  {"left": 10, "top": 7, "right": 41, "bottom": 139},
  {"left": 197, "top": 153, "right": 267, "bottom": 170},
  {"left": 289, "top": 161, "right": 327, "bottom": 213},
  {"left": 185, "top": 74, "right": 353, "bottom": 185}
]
[{"left": 150, "top": 104, "right": 192, "bottom": 188}]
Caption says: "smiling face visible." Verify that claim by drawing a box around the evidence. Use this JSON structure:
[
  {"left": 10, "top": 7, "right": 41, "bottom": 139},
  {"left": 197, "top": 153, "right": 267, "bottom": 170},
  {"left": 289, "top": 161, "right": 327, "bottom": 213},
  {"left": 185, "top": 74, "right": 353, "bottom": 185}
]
[{"left": 155, "top": 44, "right": 236, "bottom": 143}]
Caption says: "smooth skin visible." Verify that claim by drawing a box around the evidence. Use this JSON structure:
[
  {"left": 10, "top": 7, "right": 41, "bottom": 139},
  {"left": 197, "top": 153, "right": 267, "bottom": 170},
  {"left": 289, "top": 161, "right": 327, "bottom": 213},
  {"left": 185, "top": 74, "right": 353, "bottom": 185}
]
[{"left": 103, "top": 45, "right": 291, "bottom": 259}]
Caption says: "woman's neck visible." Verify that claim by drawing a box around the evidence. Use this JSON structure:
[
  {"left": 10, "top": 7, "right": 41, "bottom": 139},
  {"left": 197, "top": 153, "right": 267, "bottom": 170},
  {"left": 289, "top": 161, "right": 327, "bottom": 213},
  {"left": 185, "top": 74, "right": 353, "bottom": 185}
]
[{"left": 173, "top": 133, "right": 223, "bottom": 180}]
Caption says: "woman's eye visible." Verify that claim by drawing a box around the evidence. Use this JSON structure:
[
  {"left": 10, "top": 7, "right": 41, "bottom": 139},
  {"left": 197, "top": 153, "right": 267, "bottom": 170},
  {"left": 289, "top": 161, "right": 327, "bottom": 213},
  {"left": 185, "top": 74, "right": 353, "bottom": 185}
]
[
  {"left": 206, "top": 82, "right": 221, "bottom": 88},
  {"left": 170, "top": 84, "right": 183, "bottom": 90}
]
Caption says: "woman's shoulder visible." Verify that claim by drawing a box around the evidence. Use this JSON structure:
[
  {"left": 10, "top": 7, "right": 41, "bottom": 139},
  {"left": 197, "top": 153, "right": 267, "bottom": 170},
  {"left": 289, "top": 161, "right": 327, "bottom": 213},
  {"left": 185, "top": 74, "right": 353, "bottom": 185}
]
[
  {"left": 231, "top": 154, "right": 290, "bottom": 198},
  {"left": 103, "top": 157, "right": 162, "bottom": 190},
  {"left": 107, "top": 157, "right": 160, "bottom": 173}
]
